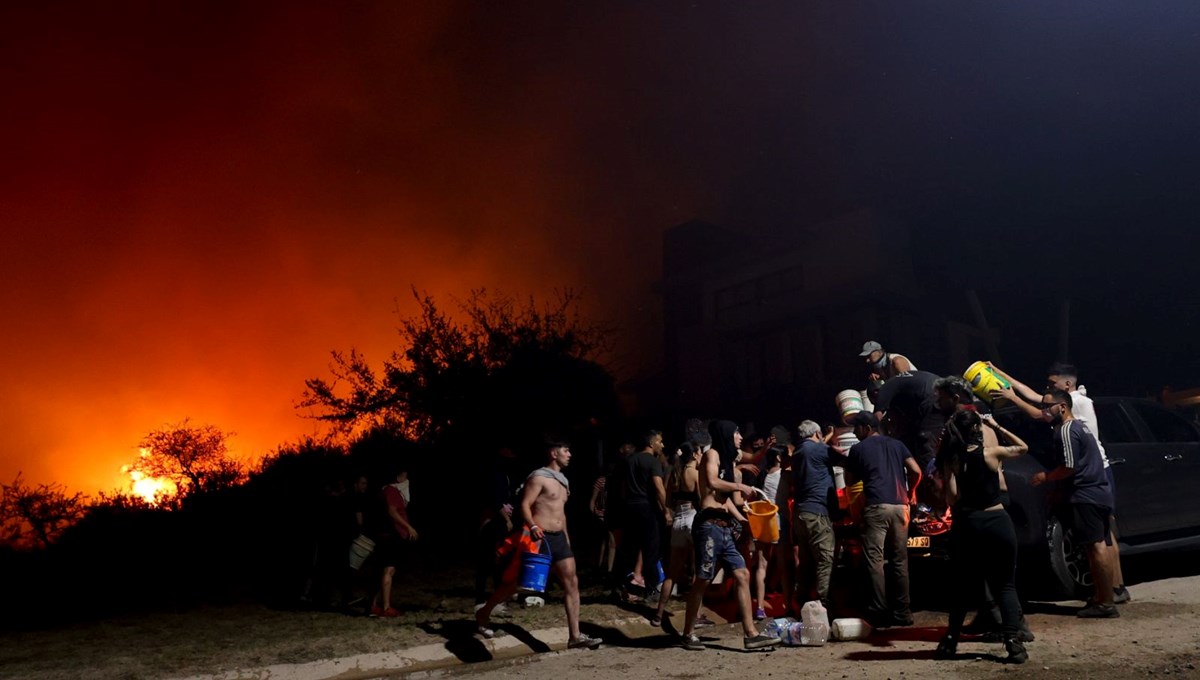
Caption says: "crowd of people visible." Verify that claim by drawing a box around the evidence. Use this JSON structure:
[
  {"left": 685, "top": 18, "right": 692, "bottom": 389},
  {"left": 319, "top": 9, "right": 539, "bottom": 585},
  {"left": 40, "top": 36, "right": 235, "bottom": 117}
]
[{"left": 321, "top": 339, "right": 1129, "bottom": 665}]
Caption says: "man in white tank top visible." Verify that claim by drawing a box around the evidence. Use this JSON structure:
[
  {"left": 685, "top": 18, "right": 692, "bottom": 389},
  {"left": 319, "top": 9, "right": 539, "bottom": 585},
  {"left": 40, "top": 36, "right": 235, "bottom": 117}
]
[{"left": 860, "top": 340, "right": 917, "bottom": 382}]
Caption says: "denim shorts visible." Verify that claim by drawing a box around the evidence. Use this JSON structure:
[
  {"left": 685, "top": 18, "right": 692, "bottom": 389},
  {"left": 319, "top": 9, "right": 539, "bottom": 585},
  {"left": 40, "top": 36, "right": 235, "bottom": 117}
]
[{"left": 693, "top": 519, "right": 746, "bottom": 580}]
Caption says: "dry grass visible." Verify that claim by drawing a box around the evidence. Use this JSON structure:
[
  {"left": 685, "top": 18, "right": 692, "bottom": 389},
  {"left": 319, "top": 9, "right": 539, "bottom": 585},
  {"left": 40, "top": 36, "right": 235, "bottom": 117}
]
[{"left": 0, "top": 567, "right": 637, "bottom": 680}]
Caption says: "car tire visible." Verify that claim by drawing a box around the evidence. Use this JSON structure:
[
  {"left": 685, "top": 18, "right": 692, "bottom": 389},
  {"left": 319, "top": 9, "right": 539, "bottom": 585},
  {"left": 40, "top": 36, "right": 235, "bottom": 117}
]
[{"left": 1046, "top": 517, "right": 1092, "bottom": 599}]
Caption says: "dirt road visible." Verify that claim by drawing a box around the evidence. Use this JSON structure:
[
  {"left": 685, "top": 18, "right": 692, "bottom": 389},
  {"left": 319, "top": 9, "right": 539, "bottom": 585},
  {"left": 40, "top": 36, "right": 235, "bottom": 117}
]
[{"left": 439, "top": 574, "right": 1200, "bottom": 680}]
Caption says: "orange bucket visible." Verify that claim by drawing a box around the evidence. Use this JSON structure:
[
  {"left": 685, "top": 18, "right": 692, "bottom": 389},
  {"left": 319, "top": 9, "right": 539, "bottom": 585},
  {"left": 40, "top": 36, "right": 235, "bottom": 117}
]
[{"left": 747, "top": 500, "right": 780, "bottom": 543}]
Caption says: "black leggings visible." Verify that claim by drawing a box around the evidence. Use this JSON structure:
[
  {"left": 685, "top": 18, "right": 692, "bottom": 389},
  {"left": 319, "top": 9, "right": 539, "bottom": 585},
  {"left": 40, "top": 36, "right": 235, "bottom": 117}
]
[{"left": 947, "top": 508, "right": 1022, "bottom": 639}]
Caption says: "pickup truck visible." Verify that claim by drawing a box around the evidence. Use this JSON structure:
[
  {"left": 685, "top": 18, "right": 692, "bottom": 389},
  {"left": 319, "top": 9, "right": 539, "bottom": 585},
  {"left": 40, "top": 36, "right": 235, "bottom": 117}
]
[{"left": 906, "top": 397, "right": 1200, "bottom": 598}]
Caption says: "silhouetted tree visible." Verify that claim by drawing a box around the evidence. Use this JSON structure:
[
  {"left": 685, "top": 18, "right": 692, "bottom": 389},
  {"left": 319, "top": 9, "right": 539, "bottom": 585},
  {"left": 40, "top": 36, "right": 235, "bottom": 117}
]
[
  {"left": 0, "top": 473, "right": 86, "bottom": 548},
  {"left": 130, "top": 420, "right": 244, "bottom": 502},
  {"left": 300, "top": 289, "right": 618, "bottom": 448}
]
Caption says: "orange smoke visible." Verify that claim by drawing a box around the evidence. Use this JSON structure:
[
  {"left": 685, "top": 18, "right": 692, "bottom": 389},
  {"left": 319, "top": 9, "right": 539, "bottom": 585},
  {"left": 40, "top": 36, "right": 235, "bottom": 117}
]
[{"left": 0, "top": 2, "right": 687, "bottom": 499}]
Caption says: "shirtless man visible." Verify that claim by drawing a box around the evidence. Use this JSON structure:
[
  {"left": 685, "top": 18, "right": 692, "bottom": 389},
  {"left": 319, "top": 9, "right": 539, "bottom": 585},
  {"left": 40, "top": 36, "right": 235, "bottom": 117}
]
[
  {"left": 679, "top": 419, "right": 780, "bottom": 651},
  {"left": 475, "top": 440, "right": 602, "bottom": 649}
]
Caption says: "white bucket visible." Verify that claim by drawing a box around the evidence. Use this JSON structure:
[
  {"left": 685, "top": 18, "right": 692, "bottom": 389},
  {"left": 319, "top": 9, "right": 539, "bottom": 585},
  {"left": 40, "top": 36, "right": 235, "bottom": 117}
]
[
  {"left": 835, "top": 430, "right": 860, "bottom": 452},
  {"left": 349, "top": 534, "right": 375, "bottom": 570},
  {"left": 836, "top": 390, "right": 865, "bottom": 425},
  {"left": 830, "top": 617, "right": 872, "bottom": 640}
]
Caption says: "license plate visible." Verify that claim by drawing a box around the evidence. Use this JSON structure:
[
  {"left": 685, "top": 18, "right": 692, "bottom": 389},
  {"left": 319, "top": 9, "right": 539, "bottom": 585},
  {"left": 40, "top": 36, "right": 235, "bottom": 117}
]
[{"left": 906, "top": 536, "right": 930, "bottom": 548}]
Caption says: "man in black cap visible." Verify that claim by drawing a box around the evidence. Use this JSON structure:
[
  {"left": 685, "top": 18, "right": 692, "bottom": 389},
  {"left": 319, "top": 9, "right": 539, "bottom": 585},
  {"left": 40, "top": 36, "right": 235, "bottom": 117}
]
[
  {"left": 860, "top": 340, "right": 917, "bottom": 382},
  {"left": 844, "top": 412, "right": 922, "bottom": 628}
]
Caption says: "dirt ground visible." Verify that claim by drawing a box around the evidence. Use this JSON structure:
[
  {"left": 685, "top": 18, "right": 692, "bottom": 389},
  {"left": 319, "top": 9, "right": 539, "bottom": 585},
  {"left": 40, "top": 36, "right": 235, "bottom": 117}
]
[
  {"left": 0, "top": 566, "right": 634, "bottom": 680},
  {"left": 439, "top": 572, "right": 1200, "bottom": 680},
  {"left": 5, "top": 556, "right": 1200, "bottom": 680}
]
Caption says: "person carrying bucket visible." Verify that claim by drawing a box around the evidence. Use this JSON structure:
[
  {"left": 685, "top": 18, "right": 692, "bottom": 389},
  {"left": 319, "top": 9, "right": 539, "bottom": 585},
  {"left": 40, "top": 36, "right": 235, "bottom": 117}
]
[
  {"left": 677, "top": 420, "right": 781, "bottom": 652},
  {"left": 475, "top": 439, "right": 602, "bottom": 650}
]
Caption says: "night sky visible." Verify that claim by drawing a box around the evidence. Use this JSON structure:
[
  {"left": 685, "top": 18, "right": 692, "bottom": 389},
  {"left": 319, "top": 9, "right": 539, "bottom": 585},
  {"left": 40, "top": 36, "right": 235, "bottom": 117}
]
[{"left": 4, "top": 2, "right": 1199, "bottom": 493}]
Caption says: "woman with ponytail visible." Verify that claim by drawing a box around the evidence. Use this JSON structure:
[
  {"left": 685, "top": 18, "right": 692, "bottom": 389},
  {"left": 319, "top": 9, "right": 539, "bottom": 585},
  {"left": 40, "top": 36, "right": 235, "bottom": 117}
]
[{"left": 935, "top": 410, "right": 1030, "bottom": 664}]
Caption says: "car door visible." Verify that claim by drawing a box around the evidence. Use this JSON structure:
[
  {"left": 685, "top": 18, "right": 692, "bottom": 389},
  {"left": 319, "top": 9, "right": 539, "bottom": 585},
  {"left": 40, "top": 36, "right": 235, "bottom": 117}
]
[
  {"left": 1094, "top": 399, "right": 1170, "bottom": 538},
  {"left": 1123, "top": 399, "right": 1200, "bottom": 535}
]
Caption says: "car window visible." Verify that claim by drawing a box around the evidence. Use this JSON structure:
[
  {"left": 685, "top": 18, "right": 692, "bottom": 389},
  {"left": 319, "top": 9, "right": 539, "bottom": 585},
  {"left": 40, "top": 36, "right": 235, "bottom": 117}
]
[
  {"left": 1128, "top": 401, "right": 1200, "bottom": 443},
  {"left": 1094, "top": 402, "right": 1140, "bottom": 444}
]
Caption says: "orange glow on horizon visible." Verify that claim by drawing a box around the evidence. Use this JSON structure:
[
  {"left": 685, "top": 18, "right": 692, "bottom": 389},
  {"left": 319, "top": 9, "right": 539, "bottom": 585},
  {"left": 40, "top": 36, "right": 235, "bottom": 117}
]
[{"left": 123, "top": 449, "right": 178, "bottom": 505}]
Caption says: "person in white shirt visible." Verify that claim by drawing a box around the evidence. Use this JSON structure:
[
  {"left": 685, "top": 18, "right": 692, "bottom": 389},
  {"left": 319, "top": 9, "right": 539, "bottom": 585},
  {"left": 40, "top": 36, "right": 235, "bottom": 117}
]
[
  {"left": 859, "top": 340, "right": 918, "bottom": 382},
  {"left": 987, "top": 362, "right": 1130, "bottom": 604}
]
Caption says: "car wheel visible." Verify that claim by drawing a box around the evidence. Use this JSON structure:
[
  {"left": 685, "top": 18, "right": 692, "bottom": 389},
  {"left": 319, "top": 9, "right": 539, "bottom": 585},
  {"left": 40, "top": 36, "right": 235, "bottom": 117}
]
[{"left": 1046, "top": 517, "right": 1092, "bottom": 599}]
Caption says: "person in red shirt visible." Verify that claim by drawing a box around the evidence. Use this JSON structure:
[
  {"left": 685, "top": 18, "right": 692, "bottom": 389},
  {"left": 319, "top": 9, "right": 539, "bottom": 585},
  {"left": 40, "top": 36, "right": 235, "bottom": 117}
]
[{"left": 371, "top": 464, "right": 417, "bottom": 617}]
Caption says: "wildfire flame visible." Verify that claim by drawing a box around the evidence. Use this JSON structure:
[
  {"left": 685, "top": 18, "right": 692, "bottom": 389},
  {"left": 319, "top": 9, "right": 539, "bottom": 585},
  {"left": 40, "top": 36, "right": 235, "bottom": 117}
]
[{"left": 123, "top": 448, "right": 177, "bottom": 505}]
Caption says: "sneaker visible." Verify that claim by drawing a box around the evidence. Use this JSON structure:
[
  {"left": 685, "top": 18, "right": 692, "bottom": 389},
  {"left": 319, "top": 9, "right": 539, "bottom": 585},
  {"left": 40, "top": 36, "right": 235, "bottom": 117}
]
[
  {"left": 744, "top": 633, "right": 781, "bottom": 650},
  {"left": 1004, "top": 638, "right": 1029, "bottom": 665},
  {"left": 961, "top": 613, "right": 999, "bottom": 636},
  {"left": 694, "top": 614, "right": 716, "bottom": 629},
  {"left": 368, "top": 606, "right": 383, "bottom": 618},
  {"left": 1077, "top": 603, "right": 1120, "bottom": 619},
  {"left": 477, "top": 625, "right": 496, "bottom": 639},
  {"left": 1113, "top": 586, "right": 1132, "bottom": 604},
  {"left": 380, "top": 607, "right": 401, "bottom": 618},
  {"left": 679, "top": 634, "right": 706, "bottom": 651},
  {"left": 754, "top": 607, "right": 767, "bottom": 621},
  {"left": 891, "top": 612, "right": 914, "bottom": 627},
  {"left": 649, "top": 614, "right": 662, "bottom": 627},
  {"left": 1018, "top": 618, "right": 1036, "bottom": 642},
  {"left": 567, "top": 633, "right": 602, "bottom": 649},
  {"left": 934, "top": 635, "right": 957, "bottom": 659}
]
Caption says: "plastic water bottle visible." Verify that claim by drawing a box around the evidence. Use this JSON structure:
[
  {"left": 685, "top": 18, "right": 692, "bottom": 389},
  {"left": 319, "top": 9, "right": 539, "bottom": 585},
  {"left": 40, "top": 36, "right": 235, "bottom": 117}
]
[
  {"left": 797, "top": 600, "right": 829, "bottom": 645},
  {"left": 763, "top": 617, "right": 795, "bottom": 639},
  {"left": 655, "top": 560, "right": 665, "bottom": 584},
  {"left": 786, "top": 621, "right": 829, "bottom": 646}
]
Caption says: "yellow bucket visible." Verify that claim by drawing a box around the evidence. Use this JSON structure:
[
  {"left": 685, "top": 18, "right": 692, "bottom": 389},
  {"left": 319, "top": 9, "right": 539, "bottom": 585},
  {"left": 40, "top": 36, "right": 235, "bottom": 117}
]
[
  {"left": 963, "top": 361, "right": 1011, "bottom": 403},
  {"left": 841, "top": 481, "right": 865, "bottom": 525},
  {"left": 747, "top": 500, "right": 780, "bottom": 543}
]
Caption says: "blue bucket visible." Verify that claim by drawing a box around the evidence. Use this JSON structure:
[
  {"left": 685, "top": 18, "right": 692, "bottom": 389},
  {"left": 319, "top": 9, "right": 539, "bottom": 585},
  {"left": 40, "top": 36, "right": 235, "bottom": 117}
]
[{"left": 518, "top": 551, "right": 552, "bottom": 593}]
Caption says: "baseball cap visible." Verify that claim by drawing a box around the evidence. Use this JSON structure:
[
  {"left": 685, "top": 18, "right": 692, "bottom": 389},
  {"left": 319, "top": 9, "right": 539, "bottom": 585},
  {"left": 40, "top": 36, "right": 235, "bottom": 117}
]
[
  {"left": 859, "top": 340, "right": 883, "bottom": 357},
  {"left": 848, "top": 411, "right": 879, "bottom": 430}
]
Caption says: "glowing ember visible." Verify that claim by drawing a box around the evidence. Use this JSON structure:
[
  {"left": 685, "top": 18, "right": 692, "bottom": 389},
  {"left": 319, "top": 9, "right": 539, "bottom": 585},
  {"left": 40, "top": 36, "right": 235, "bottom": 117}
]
[{"left": 123, "top": 448, "right": 177, "bottom": 505}]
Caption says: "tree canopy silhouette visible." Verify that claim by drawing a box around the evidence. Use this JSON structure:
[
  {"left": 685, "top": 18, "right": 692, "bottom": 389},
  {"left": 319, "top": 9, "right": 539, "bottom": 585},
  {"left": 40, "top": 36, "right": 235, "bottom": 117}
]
[
  {"left": 300, "top": 289, "right": 620, "bottom": 451},
  {"left": 0, "top": 473, "right": 86, "bottom": 548},
  {"left": 130, "top": 420, "right": 244, "bottom": 503}
]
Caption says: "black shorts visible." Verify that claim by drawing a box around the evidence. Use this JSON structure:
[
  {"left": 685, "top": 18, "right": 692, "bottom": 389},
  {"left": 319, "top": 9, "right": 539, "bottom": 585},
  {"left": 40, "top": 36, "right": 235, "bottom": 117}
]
[
  {"left": 540, "top": 530, "right": 574, "bottom": 563},
  {"left": 1105, "top": 467, "right": 1117, "bottom": 514},
  {"left": 375, "top": 534, "right": 407, "bottom": 567},
  {"left": 1066, "top": 503, "right": 1112, "bottom": 546}
]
